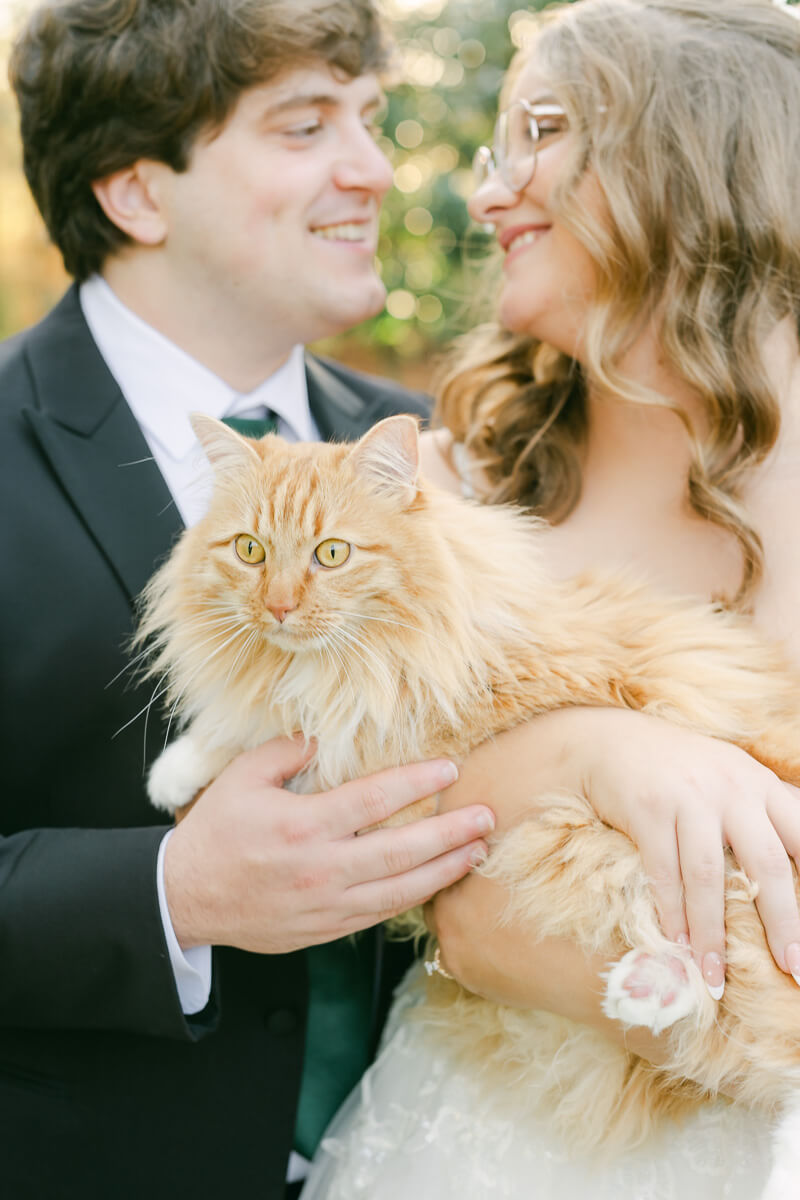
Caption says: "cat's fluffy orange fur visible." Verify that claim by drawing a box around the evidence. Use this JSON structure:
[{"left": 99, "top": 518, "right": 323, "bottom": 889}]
[{"left": 138, "top": 414, "right": 800, "bottom": 1164}]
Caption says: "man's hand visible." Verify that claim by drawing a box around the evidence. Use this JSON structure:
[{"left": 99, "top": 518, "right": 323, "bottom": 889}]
[{"left": 164, "top": 736, "right": 494, "bottom": 953}]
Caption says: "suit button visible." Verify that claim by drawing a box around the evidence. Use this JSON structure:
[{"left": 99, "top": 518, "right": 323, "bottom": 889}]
[{"left": 264, "top": 1008, "right": 299, "bottom": 1035}]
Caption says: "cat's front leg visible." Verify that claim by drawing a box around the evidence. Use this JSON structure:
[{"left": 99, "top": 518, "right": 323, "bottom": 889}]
[{"left": 147, "top": 731, "right": 236, "bottom": 816}]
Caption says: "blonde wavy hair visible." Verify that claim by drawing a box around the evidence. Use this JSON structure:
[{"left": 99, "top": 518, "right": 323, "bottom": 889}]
[{"left": 437, "top": 0, "right": 800, "bottom": 605}]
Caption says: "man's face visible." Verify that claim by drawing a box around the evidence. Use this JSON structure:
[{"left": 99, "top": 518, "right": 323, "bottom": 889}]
[{"left": 154, "top": 63, "right": 393, "bottom": 350}]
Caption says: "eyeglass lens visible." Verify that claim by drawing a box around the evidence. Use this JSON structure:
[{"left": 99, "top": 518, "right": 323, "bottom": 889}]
[{"left": 496, "top": 102, "right": 539, "bottom": 192}]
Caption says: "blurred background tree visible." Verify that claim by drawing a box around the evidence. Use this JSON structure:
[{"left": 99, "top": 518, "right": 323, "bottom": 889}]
[{"left": 1, "top": 0, "right": 797, "bottom": 384}]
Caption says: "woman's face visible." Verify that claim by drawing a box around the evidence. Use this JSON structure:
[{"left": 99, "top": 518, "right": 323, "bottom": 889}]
[{"left": 468, "top": 56, "right": 605, "bottom": 360}]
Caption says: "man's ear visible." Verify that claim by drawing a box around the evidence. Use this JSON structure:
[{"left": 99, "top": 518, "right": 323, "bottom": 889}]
[{"left": 91, "top": 161, "right": 169, "bottom": 247}]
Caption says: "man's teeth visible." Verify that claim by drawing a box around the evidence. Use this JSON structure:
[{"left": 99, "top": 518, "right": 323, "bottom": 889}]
[
  {"left": 312, "top": 223, "right": 367, "bottom": 242},
  {"left": 508, "top": 229, "right": 543, "bottom": 253}
]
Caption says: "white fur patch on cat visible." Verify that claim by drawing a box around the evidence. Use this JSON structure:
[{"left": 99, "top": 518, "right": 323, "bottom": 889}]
[
  {"left": 603, "top": 948, "right": 700, "bottom": 1035},
  {"left": 147, "top": 733, "right": 208, "bottom": 814}
]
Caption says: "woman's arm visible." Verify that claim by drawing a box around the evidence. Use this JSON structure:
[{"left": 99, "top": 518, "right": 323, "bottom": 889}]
[{"left": 430, "top": 707, "right": 800, "bottom": 1029}]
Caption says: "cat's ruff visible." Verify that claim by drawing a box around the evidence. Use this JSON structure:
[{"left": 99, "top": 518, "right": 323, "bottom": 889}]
[{"left": 137, "top": 413, "right": 800, "bottom": 1196}]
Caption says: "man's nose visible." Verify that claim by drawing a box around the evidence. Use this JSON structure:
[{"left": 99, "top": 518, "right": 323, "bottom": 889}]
[{"left": 334, "top": 125, "right": 394, "bottom": 195}]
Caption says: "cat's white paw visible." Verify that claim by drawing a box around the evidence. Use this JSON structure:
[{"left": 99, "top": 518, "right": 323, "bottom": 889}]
[
  {"left": 147, "top": 736, "right": 209, "bottom": 814},
  {"left": 603, "top": 948, "right": 699, "bottom": 1035}
]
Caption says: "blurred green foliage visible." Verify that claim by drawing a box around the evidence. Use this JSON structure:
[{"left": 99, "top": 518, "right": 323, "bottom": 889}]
[{"left": 316, "top": 0, "right": 547, "bottom": 379}]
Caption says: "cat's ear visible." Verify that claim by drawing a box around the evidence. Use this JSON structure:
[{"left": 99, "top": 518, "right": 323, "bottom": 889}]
[
  {"left": 349, "top": 415, "right": 420, "bottom": 505},
  {"left": 190, "top": 413, "right": 262, "bottom": 472}
]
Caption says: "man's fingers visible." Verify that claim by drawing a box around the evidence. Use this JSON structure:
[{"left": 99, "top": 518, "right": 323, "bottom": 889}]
[
  {"left": 344, "top": 839, "right": 490, "bottom": 923},
  {"left": 323, "top": 759, "right": 471, "bottom": 835},
  {"left": 242, "top": 735, "right": 317, "bottom": 786},
  {"left": 676, "top": 809, "right": 726, "bottom": 994},
  {"left": 341, "top": 805, "right": 495, "bottom": 883}
]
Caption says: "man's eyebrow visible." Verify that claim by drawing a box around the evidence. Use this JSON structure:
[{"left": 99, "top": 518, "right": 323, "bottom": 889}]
[{"left": 259, "top": 91, "right": 384, "bottom": 119}]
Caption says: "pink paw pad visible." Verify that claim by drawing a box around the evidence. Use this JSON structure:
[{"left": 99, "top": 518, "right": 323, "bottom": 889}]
[{"left": 602, "top": 948, "right": 699, "bottom": 1035}]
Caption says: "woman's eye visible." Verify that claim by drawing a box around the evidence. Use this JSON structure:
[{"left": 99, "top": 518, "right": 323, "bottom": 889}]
[
  {"left": 314, "top": 539, "right": 351, "bottom": 568},
  {"left": 537, "top": 119, "right": 567, "bottom": 138},
  {"left": 234, "top": 534, "right": 266, "bottom": 565}
]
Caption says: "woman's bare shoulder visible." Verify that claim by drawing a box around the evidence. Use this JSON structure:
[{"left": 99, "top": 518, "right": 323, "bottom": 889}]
[{"left": 419, "top": 428, "right": 462, "bottom": 494}]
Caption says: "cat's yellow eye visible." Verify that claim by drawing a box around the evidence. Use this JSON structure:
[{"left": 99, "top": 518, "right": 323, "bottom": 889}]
[
  {"left": 314, "top": 539, "right": 351, "bottom": 569},
  {"left": 234, "top": 534, "right": 266, "bottom": 565}
]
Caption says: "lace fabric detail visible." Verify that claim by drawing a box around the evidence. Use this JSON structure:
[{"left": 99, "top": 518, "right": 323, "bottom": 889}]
[{"left": 301, "top": 968, "right": 773, "bottom": 1200}]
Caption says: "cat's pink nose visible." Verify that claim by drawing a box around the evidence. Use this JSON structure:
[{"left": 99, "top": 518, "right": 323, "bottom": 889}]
[{"left": 268, "top": 603, "right": 296, "bottom": 623}]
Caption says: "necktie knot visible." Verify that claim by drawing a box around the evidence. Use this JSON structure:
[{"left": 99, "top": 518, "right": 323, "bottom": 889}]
[{"left": 223, "top": 413, "right": 277, "bottom": 439}]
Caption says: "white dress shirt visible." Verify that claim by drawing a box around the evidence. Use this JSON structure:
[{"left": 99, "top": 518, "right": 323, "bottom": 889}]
[
  {"left": 80, "top": 275, "right": 319, "bottom": 525},
  {"left": 79, "top": 275, "right": 318, "bottom": 1015}
]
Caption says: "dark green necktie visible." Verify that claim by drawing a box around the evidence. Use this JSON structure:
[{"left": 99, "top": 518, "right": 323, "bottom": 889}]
[
  {"left": 294, "top": 935, "right": 376, "bottom": 1160},
  {"left": 222, "top": 413, "right": 278, "bottom": 439}
]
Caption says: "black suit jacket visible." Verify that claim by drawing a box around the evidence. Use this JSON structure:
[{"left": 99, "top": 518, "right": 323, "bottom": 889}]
[{"left": 0, "top": 287, "right": 427, "bottom": 1198}]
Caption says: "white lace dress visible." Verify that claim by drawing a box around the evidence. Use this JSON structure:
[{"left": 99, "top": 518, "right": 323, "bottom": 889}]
[{"left": 300, "top": 965, "right": 773, "bottom": 1200}]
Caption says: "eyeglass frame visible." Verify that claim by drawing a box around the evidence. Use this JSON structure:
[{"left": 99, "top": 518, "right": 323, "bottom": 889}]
[{"left": 472, "top": 100, "right": 569, "bottom": 194}]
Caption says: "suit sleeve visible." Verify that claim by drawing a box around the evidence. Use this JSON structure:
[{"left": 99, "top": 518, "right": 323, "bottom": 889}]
[{"left": 0, "top": 825, "right": 219, "bottom": 1040}]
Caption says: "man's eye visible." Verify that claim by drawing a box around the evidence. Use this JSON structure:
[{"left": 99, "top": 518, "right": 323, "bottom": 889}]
[{"left": 284, "top": 121, "right": 322, "bottom": 139}]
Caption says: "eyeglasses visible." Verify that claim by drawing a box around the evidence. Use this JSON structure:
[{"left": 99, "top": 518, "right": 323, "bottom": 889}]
[{"left": 473, "top": 100, "right": 568, "bottom": 193}]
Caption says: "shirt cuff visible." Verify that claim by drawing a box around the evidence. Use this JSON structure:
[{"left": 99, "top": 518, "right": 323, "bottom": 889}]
[{"left": 156, "top": 829, "right": 213, "bottom": 1014}]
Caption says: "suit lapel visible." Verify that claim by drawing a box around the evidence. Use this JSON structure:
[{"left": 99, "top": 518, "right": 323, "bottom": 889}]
[
  {"left": 22, "top": 287, "right": 183, "bottom": 602},
  {"left": 305, "top": 354, "right": 372, "bottom": 441}
]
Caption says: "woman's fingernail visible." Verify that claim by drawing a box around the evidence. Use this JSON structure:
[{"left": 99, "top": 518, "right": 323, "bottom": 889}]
[
  {"left": 437, "top": 760, "right": 459, "bottom": 785},
  {"left": 476, "top": 809, "right": 495, "bottom": 834},
  {"left": 676, "top": 933, "right": 690, "bottom": 947},
  {"left": 785, "top": 942, "right": 800, "bottom": 986},
  {"left": 702, "top": 952, "right": 725, "bottom": 1000},
  {"left": 469, "top": 845, "right": 488, "bottom": 869}
]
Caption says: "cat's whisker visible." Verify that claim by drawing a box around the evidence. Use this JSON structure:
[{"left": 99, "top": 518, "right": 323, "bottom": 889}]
[
  {"left": 328, "top": 609, "right": 449, "bottom": 651},
  {"left": 138, "top": 616, "right": 244, "bottom": 676},
  {"left": 331, "top": 623, "right": 397, "bottom": 704},
  {"left": 140, "top": 671, "right": 168, "bottom": 770},
  {"left": 106, "top": 643, "right": 158, "bottom": 689},
  {"left": 318, "top": 625, "right": 358, "bottom": 712},
  {"left": 114, "top": 623, "right": 249, "bottom": 740},
  {"left": 159, "top": 625, "right": 253, "bottom": 749},
  {"left": 223, "top": 626, "right": 259, "bottom": 688}
]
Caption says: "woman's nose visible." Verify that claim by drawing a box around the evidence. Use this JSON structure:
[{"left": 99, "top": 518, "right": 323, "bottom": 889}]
[{"left": 467, "top": 172, "right": 520, "bottom": 224}]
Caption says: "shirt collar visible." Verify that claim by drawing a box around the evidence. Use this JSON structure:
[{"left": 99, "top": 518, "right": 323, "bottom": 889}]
[{"left": 79, "top": 275, "right": 312, "bottom": 457}]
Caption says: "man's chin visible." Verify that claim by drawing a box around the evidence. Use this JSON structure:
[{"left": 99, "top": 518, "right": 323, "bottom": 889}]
[{"left": 313, "top": 279, "right": 387, "bottom": 338}]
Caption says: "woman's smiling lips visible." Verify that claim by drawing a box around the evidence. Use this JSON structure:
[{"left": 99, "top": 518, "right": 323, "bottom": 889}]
[{"left": 499, "top": 223, "right": 552, "bottom": 265}]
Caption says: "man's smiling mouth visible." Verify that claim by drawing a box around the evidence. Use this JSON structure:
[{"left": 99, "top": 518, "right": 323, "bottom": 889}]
[{"left": 311, "top": 222, "right": 371, "bottom": 242}]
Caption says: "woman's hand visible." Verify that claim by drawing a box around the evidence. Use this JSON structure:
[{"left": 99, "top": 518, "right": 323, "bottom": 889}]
[
  {"left": 576, "top": 708, "right": 800, "bottom": 992},
  {"left": 431, "top": 708, "right": 800, "bottom": 1004}
]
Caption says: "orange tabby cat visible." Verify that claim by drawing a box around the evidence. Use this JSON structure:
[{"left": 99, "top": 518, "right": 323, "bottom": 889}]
[{"left": 138, "top": 413, "right": 800, "bottom": 1198}]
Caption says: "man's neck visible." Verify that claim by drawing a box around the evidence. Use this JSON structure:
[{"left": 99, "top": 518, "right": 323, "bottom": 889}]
[{"left": 100, "top": 258, "right": 294, "bottom": 390}]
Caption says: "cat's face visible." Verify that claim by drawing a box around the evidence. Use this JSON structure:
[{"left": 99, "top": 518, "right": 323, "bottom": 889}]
[{"left": 187, "top": 414, "right": 424, "bottom": 654}]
